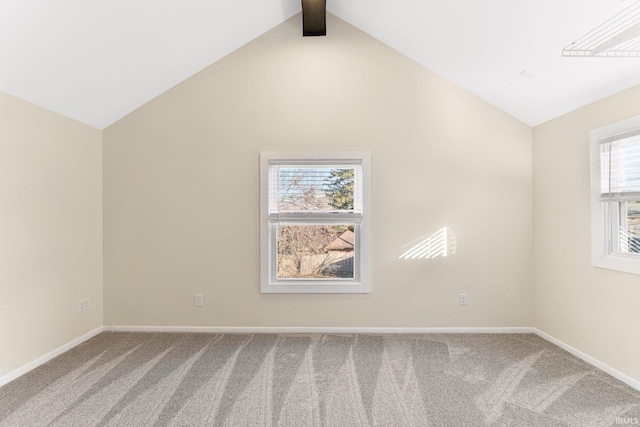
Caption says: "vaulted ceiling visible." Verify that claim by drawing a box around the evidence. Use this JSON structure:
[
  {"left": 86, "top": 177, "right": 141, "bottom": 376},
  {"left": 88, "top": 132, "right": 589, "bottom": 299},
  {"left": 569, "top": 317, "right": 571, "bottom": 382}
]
[{"left": 2, "top": 0, "right": 640, "bottom": 129}]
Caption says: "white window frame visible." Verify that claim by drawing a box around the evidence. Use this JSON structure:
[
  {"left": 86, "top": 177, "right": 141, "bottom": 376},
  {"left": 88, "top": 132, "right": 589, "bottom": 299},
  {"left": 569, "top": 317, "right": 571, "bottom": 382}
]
[
  {"left": 260, "top": 151, "right": 371, "bottom": 293},
  {"left": 590, "top": 115, "right": 640, "bottom": 275}
]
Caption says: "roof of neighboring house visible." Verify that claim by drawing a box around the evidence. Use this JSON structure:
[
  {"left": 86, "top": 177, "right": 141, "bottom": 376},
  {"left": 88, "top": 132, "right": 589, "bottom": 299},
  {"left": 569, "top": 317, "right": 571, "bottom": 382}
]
[{"left": 325, "top": 230, "right": 355, "bottom": 251}]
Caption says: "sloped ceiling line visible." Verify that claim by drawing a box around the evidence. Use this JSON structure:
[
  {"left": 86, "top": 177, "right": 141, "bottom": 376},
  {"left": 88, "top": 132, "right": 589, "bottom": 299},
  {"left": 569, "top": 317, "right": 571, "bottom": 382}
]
[{"left": 1, "top": 0, "right": 640, "bottom": 129}]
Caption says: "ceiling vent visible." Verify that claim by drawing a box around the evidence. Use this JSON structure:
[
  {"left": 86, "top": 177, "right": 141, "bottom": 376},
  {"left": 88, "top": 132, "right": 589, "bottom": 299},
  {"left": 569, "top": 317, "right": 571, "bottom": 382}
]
[
  {"left": 563, "top": 1, "right": 640, "bottom": 57},
  {"left": 301, "top": 0, "right": 326, "bottom": 36}
]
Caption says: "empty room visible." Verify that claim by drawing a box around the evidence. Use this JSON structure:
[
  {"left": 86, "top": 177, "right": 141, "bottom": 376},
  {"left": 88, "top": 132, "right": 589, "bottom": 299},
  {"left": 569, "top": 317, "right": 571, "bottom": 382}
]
[{"left": 1, "top": 0, "right": 639, "bottom": 425}]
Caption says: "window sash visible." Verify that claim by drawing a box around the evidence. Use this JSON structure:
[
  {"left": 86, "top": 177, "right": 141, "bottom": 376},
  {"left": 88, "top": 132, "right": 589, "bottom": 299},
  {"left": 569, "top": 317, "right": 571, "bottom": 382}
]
[
  {"left": 268, "top": 212, "right": 362, "bottom": 223},
  {"left": 607, "top": 200, "right": 640, "bottom": 258},
  {"left": 271, "top": 223, "right": 360, "bottom": 282},
  {"left": 268, "top": 161, "right": 363, "bottom": 217},
  {"left": 600, "top": 133, "right": 640, "bottom": 200}
]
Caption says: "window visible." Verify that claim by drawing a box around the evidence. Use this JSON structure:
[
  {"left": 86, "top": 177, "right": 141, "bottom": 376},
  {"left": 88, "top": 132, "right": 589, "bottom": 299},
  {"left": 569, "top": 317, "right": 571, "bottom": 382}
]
[
  {"left": 590, "top": 116, "right": 640, "bottom": 275},
  {"left": 260, "top": 151, "right": 371, "bottom": 293}
]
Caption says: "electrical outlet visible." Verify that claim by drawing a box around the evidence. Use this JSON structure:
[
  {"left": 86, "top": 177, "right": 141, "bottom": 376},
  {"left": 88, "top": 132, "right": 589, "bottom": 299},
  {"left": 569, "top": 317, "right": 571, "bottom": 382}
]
[
  {"left": 460, "top": 293, "right": 468, "bottom": 305},
  {"left": 194, "top": 294, "right": 204, "bottom": 307},
  {"left": 636, "top": 295, "right": 640, "bottom": 304},
  {"left": 78, "top": 298, "right": 89, "bottom": 312}
]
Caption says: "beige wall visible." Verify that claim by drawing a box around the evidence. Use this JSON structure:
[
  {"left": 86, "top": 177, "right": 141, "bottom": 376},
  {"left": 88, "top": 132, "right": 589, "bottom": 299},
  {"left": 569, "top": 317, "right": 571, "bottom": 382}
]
[
  {"left": 0, "top": 91, "right": 103, "bottom": 378},
  {"left": 104, "top": 14, "right": 533, "bottom": 328},
  {"left": 533, "top": 85, "right": 640, "bottom": 382}
]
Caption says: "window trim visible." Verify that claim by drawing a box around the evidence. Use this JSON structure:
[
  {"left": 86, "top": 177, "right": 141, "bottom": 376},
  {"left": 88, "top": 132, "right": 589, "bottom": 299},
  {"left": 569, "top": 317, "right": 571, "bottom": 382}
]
[
  {"left": 260, "top": 151, "right": 371, "bottom": 293},
  {"left": 590, "top": 115, "right": 640, "bottom": 275}
]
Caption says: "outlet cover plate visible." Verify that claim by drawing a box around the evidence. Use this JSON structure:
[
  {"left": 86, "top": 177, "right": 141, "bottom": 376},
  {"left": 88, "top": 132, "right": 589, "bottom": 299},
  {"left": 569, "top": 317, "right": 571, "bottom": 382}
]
[{"left": 194, "top": 294, "right": 204, "bottom": 307}]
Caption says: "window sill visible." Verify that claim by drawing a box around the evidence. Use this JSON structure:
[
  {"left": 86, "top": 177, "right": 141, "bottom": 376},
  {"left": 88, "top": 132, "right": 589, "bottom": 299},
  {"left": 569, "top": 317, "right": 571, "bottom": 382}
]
[
  {"left": 593, "top": 255, "right": 640, "bottom": 276},
  {"left": 260, "top": 281, "right": 371, "bottom": 294}
]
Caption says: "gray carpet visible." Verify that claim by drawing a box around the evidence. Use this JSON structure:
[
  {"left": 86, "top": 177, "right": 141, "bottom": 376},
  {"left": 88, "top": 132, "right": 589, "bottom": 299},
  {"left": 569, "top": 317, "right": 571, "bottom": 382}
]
[{"left": 0, "top": 333, "right": 638, "bottom": 426}]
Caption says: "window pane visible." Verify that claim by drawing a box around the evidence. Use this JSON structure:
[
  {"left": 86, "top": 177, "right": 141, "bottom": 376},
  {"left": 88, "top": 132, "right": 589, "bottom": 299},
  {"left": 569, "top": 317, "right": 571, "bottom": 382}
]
[
  {"left": 277, "top": 225, "right": 355, "bottom": 279},
  {"left": 621, "top": 201, "right": 640, "bottom": 254},
  {"left": 619, "top": 201, "right": 640, "bottom": 254},
  {"left": 275, "top": 167, "right": 356, "bottom": 212}
]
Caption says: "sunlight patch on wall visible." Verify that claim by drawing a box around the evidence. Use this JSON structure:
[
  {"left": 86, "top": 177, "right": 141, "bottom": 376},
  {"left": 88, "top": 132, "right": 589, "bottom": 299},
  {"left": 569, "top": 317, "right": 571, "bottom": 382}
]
[{"left": 399, "top": 227, "right": 457, "bottom": 259}]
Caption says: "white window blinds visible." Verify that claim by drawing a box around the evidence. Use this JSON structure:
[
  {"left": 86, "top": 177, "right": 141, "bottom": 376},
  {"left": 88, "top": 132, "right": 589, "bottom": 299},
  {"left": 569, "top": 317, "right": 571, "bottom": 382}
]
[
  {"left": 600, "top": 133, "right": 640, "bottom": 201},
  {"left": 267, "top": 160, "right": 363, "bottom": 223}
]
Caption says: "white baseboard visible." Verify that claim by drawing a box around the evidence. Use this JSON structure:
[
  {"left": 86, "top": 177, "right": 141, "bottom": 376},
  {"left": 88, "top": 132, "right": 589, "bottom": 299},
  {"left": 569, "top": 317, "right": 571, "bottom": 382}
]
[
  {"left": 109, "top": 325, "right": 535, "bottom": 334},
  {"left": 533, "top": 328, "right": 640, "bottom": 392},
  {"left": 0, "top": 326, "right": 104, "bottom": 388}
]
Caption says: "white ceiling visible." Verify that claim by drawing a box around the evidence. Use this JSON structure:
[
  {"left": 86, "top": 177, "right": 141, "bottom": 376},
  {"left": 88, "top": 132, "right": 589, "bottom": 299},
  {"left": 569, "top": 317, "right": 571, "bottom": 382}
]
[{"left": 2, "top": 0, "right": 640, "bottom": 129}]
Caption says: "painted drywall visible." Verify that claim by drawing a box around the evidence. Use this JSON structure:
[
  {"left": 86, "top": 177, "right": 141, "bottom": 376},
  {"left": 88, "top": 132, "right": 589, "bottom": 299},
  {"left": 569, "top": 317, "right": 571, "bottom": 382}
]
[
  {"left": 104, "top": 14, "right": 533, "bottom": 328},
  {"left": 0, "top": 91, "right": 103, "bottom": 378},
  {"left": 534, "top": 84, "right": 640, "bottom": 382}
]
